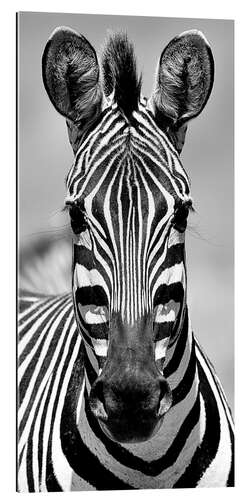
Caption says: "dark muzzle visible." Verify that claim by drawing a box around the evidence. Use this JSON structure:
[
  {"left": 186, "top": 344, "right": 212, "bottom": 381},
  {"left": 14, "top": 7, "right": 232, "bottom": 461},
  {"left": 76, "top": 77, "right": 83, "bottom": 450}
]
[
  {"left": 90, "top": 367, "right": 172, "bottom": 442},
  {"left": 89, "top": 314, "right": 172, "bottom": 442}
]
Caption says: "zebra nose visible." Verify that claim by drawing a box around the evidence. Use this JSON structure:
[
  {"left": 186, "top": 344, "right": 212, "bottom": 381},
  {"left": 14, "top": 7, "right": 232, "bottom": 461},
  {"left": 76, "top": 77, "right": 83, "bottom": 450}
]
[{"left": 90, "top": 375, "right": 172, "bottom": 421}]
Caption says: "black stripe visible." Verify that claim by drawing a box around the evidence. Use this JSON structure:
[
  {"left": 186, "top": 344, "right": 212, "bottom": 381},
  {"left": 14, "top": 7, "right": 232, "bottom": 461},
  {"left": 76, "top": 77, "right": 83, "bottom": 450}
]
[
  {"left": 165, "top": 243, "right": 185, "bottom": 268},
  {"left": 86, "top": 323, "right": 109, "bottom": 340},
  {"left": 75, "top": 320, "right": 94, "bottom": 348},
  {"left": 171, "top": 334, "right": 197, "bottom": 406},
  {"left": 82, "top": 344, "right": 98, "bottom": 386},
  {"left": 153, "top": 283, "right": 184, "bottom": 308},
  {"left": 173, "top": 358, "right": 221, "bottom": 488},
  {"left": 74, "top": 245, "right": 94, "bottom": 269},
  {"left": 163, "top": 307, "right": 189, "bottom": 379},
  {"left": 227, "top": 424, "right": 234, "bottom": 486},
  {"left": 76, "top": 286, "right": 108, "bottom": 307},
  {"left": 26, "top": 420, "right": 34, "bottom": 491},
  {"left": 153, "top": 321, "right": 173, "bottom": 341},
  {"left": 18, "top": 444, "right": 25, "bottom": 469}
]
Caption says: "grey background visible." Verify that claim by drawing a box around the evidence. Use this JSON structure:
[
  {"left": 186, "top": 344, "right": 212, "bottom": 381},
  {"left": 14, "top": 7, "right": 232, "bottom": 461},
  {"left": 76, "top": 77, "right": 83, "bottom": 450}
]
[{"left": 18, "top": 12, "right": 234, "bottom": 412}]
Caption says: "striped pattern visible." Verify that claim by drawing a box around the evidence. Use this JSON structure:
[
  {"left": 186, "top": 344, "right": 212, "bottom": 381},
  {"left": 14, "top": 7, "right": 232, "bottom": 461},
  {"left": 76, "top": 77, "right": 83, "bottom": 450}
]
[
  {"left": 18, "top": 293, "right": 234, "bottom": 490},
  {"left": 67, "top": 100, "right": 191, "bottom": 369},
  {"left": 18, "top": 96, "right": 234, "bottom": 490}
]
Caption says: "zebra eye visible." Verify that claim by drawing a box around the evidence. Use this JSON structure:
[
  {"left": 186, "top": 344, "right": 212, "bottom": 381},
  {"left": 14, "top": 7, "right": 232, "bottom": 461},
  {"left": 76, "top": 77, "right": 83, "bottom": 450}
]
[
  {"left": 68, "top": 205, "right": 88, "bottom": 234},
  {"left": 172, "top": 203, "right": 190, "bottom": 232}
]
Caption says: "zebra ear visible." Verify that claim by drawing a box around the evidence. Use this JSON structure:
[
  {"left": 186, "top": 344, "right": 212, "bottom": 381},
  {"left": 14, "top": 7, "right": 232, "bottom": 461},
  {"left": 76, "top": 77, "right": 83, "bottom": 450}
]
[
  {"left": 42, "top": 27, "right": 103, "bottom": 152},
  {"left": 150, "top": 30, "right": 214, "bottom": 153}
]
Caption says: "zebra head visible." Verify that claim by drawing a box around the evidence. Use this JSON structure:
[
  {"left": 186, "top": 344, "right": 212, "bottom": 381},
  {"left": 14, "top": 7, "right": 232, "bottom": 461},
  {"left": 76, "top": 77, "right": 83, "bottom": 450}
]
[{"left": 42, "top": 27, "right": 214, "bottom": 443}]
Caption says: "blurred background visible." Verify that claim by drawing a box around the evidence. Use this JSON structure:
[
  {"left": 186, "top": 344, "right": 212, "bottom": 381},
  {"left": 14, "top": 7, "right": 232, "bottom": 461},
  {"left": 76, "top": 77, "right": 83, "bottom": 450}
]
[{"left": 18, "top": 12, "right": 234, "bottom": 413}]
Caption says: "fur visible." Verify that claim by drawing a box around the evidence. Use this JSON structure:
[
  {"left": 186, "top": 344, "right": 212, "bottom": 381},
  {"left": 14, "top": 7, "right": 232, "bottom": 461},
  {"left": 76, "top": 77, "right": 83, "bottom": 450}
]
[
  {"left": 42, "top": 27, "right": 103, "bottom": 124},
  {"left": 153, "top": 30, "right": 214, "bottom": 126},
  {"left": 102, "top": 33, "right": 142, "bottom": 119}
]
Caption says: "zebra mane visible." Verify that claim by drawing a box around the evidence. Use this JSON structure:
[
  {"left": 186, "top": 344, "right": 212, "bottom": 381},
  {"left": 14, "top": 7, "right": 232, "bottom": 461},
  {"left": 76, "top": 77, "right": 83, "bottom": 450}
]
[{"left": 102, "top": 33, "right": 142, "bottom": 119}]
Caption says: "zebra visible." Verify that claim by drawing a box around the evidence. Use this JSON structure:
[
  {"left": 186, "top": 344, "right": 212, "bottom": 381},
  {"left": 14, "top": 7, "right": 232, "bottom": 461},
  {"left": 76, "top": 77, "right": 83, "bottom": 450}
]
[{"left": 18, "top": 26, "right": 234, "bottom": 491}]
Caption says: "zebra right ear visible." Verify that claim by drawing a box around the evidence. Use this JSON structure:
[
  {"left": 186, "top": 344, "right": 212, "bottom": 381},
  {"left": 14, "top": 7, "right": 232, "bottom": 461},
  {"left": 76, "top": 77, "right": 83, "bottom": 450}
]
[
  {"left": 149, "top": 30, "right": 214, "bottom": 153},
  {"left": 42, "top": 26, "right": 103, "bottom": 153}
]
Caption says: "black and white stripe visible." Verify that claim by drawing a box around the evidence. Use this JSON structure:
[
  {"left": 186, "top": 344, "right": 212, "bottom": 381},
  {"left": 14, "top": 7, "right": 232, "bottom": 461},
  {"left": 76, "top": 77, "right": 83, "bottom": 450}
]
[
  {"left": 18, "top": 293, "right": 234, "bottom": 490},
  {"left": 67, "top": 101, "right": 190, "bottom": 361}
]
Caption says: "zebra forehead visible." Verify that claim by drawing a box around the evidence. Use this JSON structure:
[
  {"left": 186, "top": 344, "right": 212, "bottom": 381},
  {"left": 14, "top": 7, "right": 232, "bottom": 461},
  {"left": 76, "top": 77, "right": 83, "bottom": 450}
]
[{"left": 65, "top": 103, "right": 191, "bottom": 204}]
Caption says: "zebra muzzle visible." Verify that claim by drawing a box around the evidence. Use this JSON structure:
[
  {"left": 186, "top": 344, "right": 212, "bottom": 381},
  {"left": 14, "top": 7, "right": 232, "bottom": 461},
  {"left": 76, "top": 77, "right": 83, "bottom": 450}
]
[{"left": 89, "top": 374, "right": 172, "bottom": 442}]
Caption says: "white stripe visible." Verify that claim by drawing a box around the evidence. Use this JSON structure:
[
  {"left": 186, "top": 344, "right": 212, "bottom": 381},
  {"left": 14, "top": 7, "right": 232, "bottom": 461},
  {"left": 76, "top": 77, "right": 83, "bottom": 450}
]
[
  {"left": 154, "top": 300, "right": 180, "bottom": 323},
  {"left": 155, "top": 337, "right": 170, "bottom": 360},
  {"left": 73, "top": 229, "right": 92, "bottom": 250},
  {"left": 168, "top": 227, "right": 185, "bottom": 248},
  {"left": 78, "top": 304, "right": 108, "bottom": 324},
  {"left": 84, "top": 342, "right": 99, "bottom": 375},
  {"left": 73, "top": 264, "right": 110, "bottom": 303},
  {"left": 91, "top": 338, "right": 109, "bottom": 357},
  {"left": 32, "top": 371, "right": 53, "bottom": 491},
  {"left": 152, "top": 262, "right": 185, "bottom": 301}
]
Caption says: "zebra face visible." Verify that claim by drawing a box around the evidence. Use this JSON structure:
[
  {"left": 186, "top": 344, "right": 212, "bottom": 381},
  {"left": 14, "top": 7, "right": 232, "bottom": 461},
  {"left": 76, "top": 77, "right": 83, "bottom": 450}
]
[
  {"left": 43, "top": 27, "right": 214, "bottom": 442},
  {"left": 67, "top": 103, "right": 191, "bottom": 355},
  {"left": 66, "top": 104, "right": 192, "bottom": 441}
]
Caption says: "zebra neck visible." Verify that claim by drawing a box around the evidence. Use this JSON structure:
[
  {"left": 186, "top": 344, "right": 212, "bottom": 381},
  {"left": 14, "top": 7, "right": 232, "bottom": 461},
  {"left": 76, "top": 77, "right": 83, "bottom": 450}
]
[{"left": 76, "top": 307, "right": 202, "bottom": 465}]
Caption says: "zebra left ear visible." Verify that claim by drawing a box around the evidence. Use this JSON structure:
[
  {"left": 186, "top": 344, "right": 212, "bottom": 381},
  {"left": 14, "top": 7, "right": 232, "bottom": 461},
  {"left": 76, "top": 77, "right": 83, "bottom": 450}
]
[
  {"left": 42, "top": 26, "right": 103, "bottom": 153},
  {"left": 150, "top": 30, "right": 214, "bottom": 153}
]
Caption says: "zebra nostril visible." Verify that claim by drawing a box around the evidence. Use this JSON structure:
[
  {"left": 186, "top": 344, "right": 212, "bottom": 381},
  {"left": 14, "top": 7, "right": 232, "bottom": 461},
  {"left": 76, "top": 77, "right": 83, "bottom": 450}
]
[
  {"left": 90, "top": 380, "right": 108, "bottom": 421},
  {"left": 157, "top": 378, "right": 172, "bottom": 417},
  {"left": 91, "top": 399, "right": 108, "bottom": 421}
]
